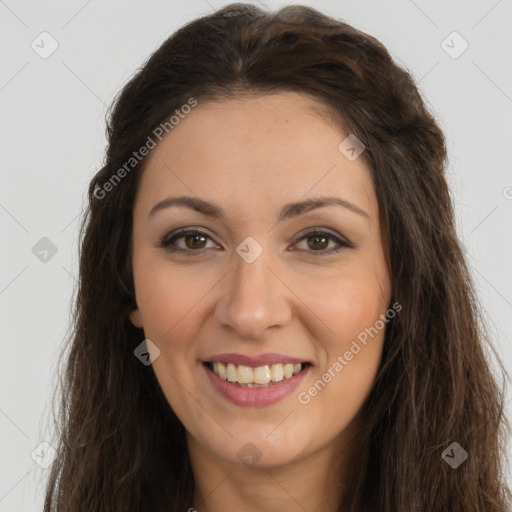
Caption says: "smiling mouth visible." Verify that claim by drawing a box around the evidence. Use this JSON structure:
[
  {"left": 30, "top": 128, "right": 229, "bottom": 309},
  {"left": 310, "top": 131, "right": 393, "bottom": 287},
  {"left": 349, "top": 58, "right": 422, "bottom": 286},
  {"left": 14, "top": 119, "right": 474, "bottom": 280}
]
[{"left": 203, "top": 361, "right": 311, "bottom": 388}]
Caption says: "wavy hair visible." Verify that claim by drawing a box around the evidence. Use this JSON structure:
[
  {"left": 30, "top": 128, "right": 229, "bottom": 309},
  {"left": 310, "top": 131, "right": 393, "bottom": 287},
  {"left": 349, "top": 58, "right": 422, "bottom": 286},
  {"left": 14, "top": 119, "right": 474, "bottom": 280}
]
[{"left": 43, "top": 3, "right": 511, "bottom": 511}]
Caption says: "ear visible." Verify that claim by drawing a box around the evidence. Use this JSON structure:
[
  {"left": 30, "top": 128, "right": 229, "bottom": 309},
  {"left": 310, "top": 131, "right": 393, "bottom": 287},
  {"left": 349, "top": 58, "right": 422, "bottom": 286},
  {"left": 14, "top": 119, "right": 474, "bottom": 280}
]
[{"left": 129, "top": 308, "right": 143, "bottom": 328}]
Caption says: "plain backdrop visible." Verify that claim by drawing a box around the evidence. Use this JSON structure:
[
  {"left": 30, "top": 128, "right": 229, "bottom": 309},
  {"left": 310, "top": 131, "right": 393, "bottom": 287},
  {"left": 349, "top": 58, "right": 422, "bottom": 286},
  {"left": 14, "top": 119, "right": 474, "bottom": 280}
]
[{"left": 1, "top": 0, "right": 511, "bottom": 510}]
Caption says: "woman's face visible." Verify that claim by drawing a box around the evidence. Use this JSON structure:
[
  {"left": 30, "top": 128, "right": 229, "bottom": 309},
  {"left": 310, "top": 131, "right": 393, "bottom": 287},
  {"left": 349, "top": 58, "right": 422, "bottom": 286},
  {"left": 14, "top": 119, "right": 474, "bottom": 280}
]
[{"left": 129, "top": 91, "right": 392, "bottom": 468}]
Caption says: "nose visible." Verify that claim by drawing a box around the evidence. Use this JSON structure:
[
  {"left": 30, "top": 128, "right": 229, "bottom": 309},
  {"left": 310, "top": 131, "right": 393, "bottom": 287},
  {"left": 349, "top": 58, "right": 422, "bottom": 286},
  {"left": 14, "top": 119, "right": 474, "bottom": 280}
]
[{"left": 214, "top": 248, "right": 293, "bottom": 340}]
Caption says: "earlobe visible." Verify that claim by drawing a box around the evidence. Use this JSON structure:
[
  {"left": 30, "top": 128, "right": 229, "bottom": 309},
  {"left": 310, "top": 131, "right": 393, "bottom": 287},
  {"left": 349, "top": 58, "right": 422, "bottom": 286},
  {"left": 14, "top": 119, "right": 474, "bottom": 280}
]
[{"left": 129, "top": 308, "right": 143, "bottom": 328}]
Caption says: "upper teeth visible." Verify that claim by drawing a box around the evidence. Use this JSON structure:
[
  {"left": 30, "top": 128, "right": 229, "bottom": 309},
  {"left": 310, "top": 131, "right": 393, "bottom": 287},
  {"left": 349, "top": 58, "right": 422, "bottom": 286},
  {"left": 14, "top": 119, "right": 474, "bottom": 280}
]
[{"left": 211, "top": 362, "right": 303, "bottom": 386}]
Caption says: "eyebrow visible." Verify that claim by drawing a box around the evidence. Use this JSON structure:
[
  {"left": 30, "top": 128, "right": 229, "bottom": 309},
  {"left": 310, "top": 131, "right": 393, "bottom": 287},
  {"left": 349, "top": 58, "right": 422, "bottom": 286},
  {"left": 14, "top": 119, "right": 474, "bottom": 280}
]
[{"left": 148, "top": 195, "right": 369, "bottom": 222}]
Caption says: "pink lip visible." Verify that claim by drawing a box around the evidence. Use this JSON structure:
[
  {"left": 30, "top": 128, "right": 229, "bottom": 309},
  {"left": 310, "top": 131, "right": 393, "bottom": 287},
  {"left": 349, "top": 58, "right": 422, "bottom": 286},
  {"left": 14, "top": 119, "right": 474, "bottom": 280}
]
[
  {"left": 204, "top": 352, "right": 309, "bottom": 367},
  {"left": 203, "top": 362, "right": 311, "bottom": 407}
]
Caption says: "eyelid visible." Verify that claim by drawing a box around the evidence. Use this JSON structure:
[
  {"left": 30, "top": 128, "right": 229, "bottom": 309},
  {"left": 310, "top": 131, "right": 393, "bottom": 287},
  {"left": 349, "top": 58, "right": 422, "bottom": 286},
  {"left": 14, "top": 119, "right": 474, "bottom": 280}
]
[
  {"left": 291, "top": 228, "right": 353, "bottom": 253},
  {"left": 294, "top": 226, "right": 347, "bottom": 242},
  {"left": 159, "top": 225, "right": 353, "bottom": 254},
  {"left": 159, "top": 226, "right": 219, "bottom": 249}
]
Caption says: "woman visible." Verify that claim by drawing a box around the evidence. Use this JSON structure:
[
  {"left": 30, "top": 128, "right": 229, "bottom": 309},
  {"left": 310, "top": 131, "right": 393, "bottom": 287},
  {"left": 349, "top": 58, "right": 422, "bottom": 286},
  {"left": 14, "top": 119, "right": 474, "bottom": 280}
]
[{"left": 44, "top": 3, "right": 511, "bottom": 511}]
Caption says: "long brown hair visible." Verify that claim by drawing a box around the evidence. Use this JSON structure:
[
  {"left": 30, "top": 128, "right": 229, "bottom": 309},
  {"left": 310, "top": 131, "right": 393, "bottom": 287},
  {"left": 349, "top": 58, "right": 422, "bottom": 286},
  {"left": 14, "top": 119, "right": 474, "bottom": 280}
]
[{"left": 43, "top": 3, "right": 511, "bottom": 511}]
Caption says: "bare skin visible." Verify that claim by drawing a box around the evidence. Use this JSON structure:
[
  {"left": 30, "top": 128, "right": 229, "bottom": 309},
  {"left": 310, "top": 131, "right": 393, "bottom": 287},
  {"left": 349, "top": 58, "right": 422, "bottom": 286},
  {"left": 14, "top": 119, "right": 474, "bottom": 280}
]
[{"left": 129, "top": 91, "right": 392, "bottom": 511}]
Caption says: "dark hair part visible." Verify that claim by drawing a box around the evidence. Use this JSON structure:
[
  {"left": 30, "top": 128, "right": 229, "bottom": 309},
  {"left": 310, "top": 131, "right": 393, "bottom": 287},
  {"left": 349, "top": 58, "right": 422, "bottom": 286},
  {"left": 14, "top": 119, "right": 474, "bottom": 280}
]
[{"left": 44, "top": 3, "right": 511, "bottom": 511}]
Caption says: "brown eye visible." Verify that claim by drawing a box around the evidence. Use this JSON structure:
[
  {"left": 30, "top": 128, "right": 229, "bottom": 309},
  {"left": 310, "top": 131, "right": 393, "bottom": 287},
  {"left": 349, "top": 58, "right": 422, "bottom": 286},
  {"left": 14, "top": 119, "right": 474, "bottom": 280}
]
[
  {"left": 293, "top": 230, "right": 351, "bottom": 255},
  {"left": 160, "top": 228, "right": 218, "bottom": 253},
  {"left": 183, "top": 232, "right": 208, "bottom": 249},
  {"left": 159, "top": 227, "right": 351, "bottom": 256},
  {"left": 306, "top": 233, "right": 330, "bottom": 251}
]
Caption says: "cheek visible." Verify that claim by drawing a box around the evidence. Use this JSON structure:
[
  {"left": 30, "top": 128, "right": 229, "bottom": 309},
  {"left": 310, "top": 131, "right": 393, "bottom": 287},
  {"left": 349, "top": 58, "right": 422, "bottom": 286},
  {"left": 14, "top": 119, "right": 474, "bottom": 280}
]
[
  {"left": 133, "top": 257, "right": 216, "bottom": 342},
  {"left": 293, "top": 260, "right": 389, "bottom": 407},
  {"left": 133, "top": 262, "right": 209, "bottom": 417},
  {"left": 294, "top": 275, "right": 387, "bottom": 439},
  {"left": 294, "top": 260, "right": 390, "bottom": 345}
]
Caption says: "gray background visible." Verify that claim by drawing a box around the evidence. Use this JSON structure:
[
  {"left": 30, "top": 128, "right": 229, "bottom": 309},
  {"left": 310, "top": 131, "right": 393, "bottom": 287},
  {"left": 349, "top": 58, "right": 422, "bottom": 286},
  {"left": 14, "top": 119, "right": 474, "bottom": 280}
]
[{"left": 1, "top": 0, "right": 511, "bottom": 510}]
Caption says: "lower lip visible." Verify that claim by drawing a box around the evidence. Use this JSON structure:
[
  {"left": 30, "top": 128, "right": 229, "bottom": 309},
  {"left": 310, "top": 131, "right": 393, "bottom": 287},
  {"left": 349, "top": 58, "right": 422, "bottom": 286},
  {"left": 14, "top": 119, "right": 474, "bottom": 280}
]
[{"left": 203, "top": 363, "right": 311, "bottom": 407}]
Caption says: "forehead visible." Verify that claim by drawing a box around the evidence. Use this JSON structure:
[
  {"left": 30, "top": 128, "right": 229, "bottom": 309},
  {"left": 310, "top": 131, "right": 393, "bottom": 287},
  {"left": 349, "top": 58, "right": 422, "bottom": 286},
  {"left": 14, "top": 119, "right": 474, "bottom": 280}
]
[{"left": 136, "top": 91, "right": 377, "bottom": 220}]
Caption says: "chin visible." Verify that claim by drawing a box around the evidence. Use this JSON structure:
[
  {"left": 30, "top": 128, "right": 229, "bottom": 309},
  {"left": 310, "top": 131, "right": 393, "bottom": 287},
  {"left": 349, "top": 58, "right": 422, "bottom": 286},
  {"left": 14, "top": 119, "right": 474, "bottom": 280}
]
[{"left": 202, "top": 428, "right": 311, "bottom": 468}]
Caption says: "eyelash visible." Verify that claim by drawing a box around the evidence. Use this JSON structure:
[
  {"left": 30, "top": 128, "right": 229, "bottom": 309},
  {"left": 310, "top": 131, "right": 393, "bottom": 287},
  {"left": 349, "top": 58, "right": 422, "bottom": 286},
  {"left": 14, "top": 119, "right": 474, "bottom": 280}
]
[{"left": 158, "top": 227, "right": 352, "bottom": 256}]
